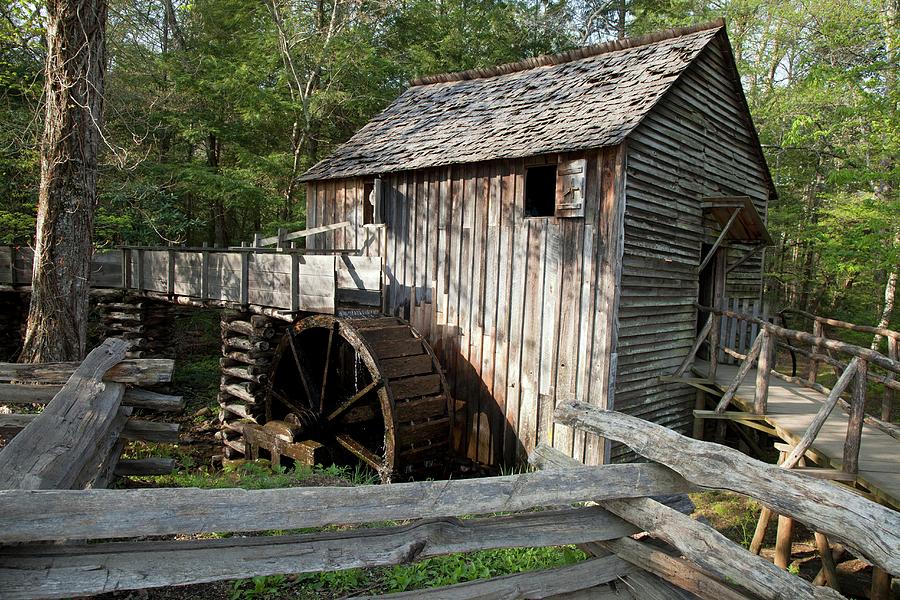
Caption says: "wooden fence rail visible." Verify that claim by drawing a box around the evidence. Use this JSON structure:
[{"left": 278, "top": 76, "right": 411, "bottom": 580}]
[
  {"left": 0, "top": 339, "right": 178, "bottom": 490},
  {"left": 554, "top": 402, "right": 900, "bottom": 575},
  {"left": 2, "top": 347, "right": 896, "bottom": 598},
  {"left": 3, "top": 403, "right": 895, "bottom": 598}
]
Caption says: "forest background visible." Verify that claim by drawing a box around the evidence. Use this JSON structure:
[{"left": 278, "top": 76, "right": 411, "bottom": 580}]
[{"left": 0, "top": 0, "right": 897, "bottom": 330}]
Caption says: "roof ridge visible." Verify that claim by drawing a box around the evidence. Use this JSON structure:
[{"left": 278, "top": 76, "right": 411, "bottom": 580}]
[{"left": 409, "top": 18, "right": 725, "bottom": 87}]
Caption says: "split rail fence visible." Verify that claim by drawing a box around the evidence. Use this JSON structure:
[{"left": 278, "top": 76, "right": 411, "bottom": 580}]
[
  {"left": 0, "top": 339, "right": 181, "bottom": 489},
  {"left": 1, "top": 352, "right": 898, "bottom": 600}
]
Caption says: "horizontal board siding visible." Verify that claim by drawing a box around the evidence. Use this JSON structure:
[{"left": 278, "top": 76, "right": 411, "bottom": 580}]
[{"left": 614, "top": 36, "right": 770, "bottom": 460}]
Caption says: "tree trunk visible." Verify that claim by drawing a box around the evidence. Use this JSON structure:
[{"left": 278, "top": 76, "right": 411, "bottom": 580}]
[
  {"left": 20, "top": 0, "right": 108, "bottom": 362},
  {"left": 871, "top": 252, "right": 898, "bottom": 351},
  {"left": 207, "top": 134, "right": 227, "bottom": 246}
]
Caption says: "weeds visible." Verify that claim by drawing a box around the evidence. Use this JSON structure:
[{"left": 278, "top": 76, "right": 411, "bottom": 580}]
[{"left": 230, "top": 575, "right": 287, "bottom": 600}]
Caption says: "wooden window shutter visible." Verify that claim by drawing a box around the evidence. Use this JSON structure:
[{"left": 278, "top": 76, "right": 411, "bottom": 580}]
[
  {"left": 555, "top": 158, "right": 586, "bottom": 218},
  {"left": 371, "top": 178, "right": 383, "bottom": 224}
]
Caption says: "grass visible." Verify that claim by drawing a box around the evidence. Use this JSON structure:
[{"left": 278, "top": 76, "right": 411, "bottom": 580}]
[
  {"left": 690, "top": 490, "right": 762, "bottom": 549},
  {"left": 230, "top": 546, "right": 588, "bottom": 599},
  {"left": 120, "top": 456, "right": 590, "bottom": 599},
  {"left": 125, "top": 458, "right": 379, "bottom": 489}
]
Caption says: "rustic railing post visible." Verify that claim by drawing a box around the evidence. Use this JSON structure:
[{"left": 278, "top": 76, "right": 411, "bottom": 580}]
[
  {"left": 884, "top": 337, "right": 897, "bottom": 422},
  {"left": 121, "top": 247, "right": 132, "bottom": 290},
  {"left": 276, "top": 227, "right": 287, "bottom": 250},
  {"left": 240, "top": 242, "right": 250, "bottom": 307},
  {"left": 290, "top": 247, "right": 299, "bottom": 313},
  {"left": 707, "top": 311, "right": 720, "bottom": 381},
  {"left": 754, "top": 328, "right": 774, "bottom": 414},
  {"left": 200, "top": 242, "right": 210, "bottom": 302},
  {"left": 842, "top": 358, "right": 868, "bottom": 475},
  {"left": 808, "top": 319, "right": 823, "bottom": 385},
  {"left": 166, "top": 244, "right": 175, "bottom": 298},
  {"left": 252, "top": 233, "right": 262, "bottom": 248},
  {"left": 136, "top": 248, "right": 145, "bottom": 293}
]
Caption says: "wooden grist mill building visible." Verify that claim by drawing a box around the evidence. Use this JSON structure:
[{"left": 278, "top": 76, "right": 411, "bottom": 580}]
[{"left": 300, "top": 19, "right": 776, "bottom": 467}]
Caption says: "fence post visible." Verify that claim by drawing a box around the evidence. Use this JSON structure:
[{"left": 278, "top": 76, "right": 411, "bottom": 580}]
[
  {"left": 808, "top": 319, "right": 823, "bottom": 385},
  {"left": 754, "top": 329, "right": 774, "bottom": 414},
  {"left": 884, "top": 337, "right": 897, "bottom": 422},
  {"left": 276, "top": 227, "right": 287, "bottom": 251},
  {"left": 842, "top": 358, "right": 867, "bottom": 475}
]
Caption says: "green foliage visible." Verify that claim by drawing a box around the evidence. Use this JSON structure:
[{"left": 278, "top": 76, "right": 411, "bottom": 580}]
[
  {"left": 231, "top": 575, "right": 287, "bottom": 600},
  {"left": 0, "top": 0, "right": 895, "bottom": 326},
  {"left": 0, "top": 208, "right": 35, "bottom": 244},
  {"left": 381, "top": 546, "right": 586, "bottom": 592},
  {"left": 284, "top": 545, "right": 587, "bottom": 597}
]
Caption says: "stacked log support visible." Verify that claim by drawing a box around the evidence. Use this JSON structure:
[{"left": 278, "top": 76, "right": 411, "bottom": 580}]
[
  {"left": 216, "top": 311, "right": 287, "bottom": 458},
  {"left": 0, "top": 292, "right": 27, "bottom": 361},
  {"left": 96, "top": 295, "right": 175, "bottom": 359}
]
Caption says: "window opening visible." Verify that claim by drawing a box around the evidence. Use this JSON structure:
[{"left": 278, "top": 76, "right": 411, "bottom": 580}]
[{"left": 524, "top": 164, "right": 557, "bottom": 217}]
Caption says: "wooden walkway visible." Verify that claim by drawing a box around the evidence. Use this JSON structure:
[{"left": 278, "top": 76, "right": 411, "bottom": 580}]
[{"left": 695, "top": 361, "right": 900, "bottom": 510}]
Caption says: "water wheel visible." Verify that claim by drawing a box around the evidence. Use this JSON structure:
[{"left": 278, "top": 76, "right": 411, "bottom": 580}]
[{"left": 263, "top": 315, "right": 452, "bottom": 482}]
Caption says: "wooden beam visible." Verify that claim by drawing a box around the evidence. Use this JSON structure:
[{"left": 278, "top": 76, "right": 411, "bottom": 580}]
[
  {"left": 754, "top": 329, "right": 775, "bottom": 414},
  {"left": 0, "top": 359, "right": 174, "bottom": 385},
  {"left": 782, "top": 309, "right": 900, "bottom": 340},
  {"left": 0, "top": 508, "right": 636, "bottom": 599},
  {"left": 725, "top": 243, "right": 764, "bottom": 275},
  {"left": 0, "top": 339, "right": 129, "bottom": 490},
  {"left": 692, "top": 410, "right": 768, "bottom": 421},
  {"left": 713, "top": 331, "right": 764, "bottom": 413},
  {"left": 842, "top": 359, "right": 867, "bottom": 475},
  {"left": 258, "top": 222, "right": 351, "bottom": 246},
  {"left": 0, "top": 384, "right": 183, "bottom": 411},
  {"left": 597, "top": 536, "right": 754, "bottom": 600},
  {"left": 697, "top": 207, "right": 741, "bottom": 273},
  {"left": 673, "top": 317, "right": 713, "bottom": 378},
  {"left": 529, "top": 443, "right": 843, "bottom": 600},
  {"left": 0, "top": 463, "right": 694, "bottom": 543},
  {"left": 697, "top": 304, "right": 900, "bottom": 375},
  {"left": 781, "top": 358, "right": 859, "bottom": 469},
  {"left": 0, "top": 416, "right": 179, "bottom": 443},
  {"left": 554, "top": 403, "right": 900, "bottom": 574}
]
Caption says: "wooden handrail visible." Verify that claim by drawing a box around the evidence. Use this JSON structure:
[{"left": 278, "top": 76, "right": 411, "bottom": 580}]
[
  {"left": 696, "top": 304, "right": 900, "bottom": 375},
  {"left": 256, "top": 221, "right": 351, "bottom": 246},
  {"left": 780, "top": 308, "right": 900, "bottom": 340}
]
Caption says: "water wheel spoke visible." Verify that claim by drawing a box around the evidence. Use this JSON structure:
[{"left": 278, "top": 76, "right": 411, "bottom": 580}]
[
  {"left": 270, "top": 388, "right": 312, "bottom": 423},
  {"left": 335, "top": 433, "right": 383, "bottom": 472},
  {"left": 319, "top": 323, "right": 337, "bottom": 413},
  {"left": 326, "top": 378, "right": 384, "bottom": 422},
  {"left": 287, "top": 331, "right": 317, "bottom": 407}
]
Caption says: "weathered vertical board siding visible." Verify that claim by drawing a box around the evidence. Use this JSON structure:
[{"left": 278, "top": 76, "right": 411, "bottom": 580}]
[
  {"left": 308, "top": 150, "right": 619, "bottom": 466},
  {"left": 614, "top": 37, "right": 770, "bottom": 460},
  {"left": 305, "top": 179, "right": 368, "bottom": 252}
]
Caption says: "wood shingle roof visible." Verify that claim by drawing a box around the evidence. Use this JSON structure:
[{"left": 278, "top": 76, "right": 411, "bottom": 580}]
[{"left": 301, "top": 21, "right": 725, "bottom": 182}]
